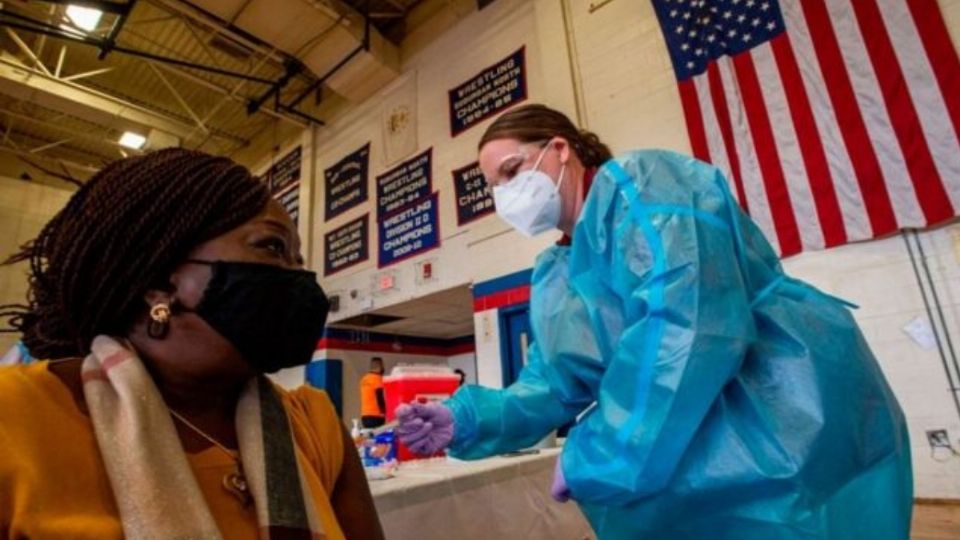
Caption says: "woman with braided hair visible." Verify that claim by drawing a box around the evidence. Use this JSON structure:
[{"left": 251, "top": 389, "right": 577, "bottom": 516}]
[
  {"left": 396, "top": 104, "right": 911, "bottom": 539},
  {"left": 0, "top": 148, "right": 384, "bottom": 539}
]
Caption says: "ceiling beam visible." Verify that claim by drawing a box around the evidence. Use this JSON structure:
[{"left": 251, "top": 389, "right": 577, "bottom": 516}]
[{"left": 5, "top": 28, "right": 52, "bottom": 76}]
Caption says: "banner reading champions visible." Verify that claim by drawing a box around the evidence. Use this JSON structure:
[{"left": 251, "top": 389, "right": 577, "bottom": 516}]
[
  {"left": 375, "top": 149, "right": 440, "bottom": 267},
  {"left": 448, "top": 47, "right": 527, "bottom": 137}
]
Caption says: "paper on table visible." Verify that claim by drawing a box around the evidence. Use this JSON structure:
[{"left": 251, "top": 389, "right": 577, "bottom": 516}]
[{"left": 902, "top": 316, "right": 937, "bottom": 351}]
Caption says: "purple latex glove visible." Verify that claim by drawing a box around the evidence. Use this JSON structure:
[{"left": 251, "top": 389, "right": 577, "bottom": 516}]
[
  {"left": 395, "top": 401, "right": 454, "bottom": 455},
  {"left": 550, "top": 456, "right": 571, "bottom": 503}
]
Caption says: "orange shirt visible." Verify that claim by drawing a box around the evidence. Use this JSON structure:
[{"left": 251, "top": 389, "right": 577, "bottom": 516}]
[
  {"left": 360, "top": 372, "right": 385, "bottom": 418},
  {"left": 0, "top": 362, "right": 347, "bottom": 539}
]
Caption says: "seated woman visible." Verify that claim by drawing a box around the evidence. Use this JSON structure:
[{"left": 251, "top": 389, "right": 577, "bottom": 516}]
[{"left": 0, "top": 149, "right": 384, "bottom": 539}]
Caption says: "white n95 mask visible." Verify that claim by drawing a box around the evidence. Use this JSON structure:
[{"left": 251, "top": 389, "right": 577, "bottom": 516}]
[{"left": 493, "top": 147, "right": 566, "bottom": 237}]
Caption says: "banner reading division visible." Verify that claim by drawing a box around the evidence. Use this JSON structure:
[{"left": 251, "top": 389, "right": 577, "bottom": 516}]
[
  {"left": 378, "top": 192, "right": 440, "bottom": 268},
  {"left": 448, "top": 47, "right": 526, "bottom": 137},
  {"left": 324, "top": 143, "right": 370, "bottom": 221},
  {"left": 324, "top": 215, "right": 369, "bottom": 276}
]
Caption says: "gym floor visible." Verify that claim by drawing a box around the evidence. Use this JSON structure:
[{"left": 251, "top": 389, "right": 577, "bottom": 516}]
[{"left": 912, "top": 503, "right": 960, "bottom": 539}]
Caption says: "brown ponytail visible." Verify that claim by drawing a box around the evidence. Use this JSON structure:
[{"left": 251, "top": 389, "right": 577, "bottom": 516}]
[{"left": 479, "top": 104, "right": 613, "bottom": 168}]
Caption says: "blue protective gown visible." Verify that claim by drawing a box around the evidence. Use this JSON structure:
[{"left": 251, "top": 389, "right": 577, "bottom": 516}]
[{"left": 445, "top": 151, "right": 912, "bottom": 539}]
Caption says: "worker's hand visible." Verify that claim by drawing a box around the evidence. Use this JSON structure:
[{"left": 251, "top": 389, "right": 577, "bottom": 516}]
[
  {"left": 550, "top": 457, "right": 570, "bottom": 503},
  {"left": 395, "top": 402, "right": 454, "bottom": 455}
]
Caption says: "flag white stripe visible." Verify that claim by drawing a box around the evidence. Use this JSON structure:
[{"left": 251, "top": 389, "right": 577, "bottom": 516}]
[
  {"left": 828, "top": 0, "right": 925, "bottom": 226},
  {"left": 751, "top": 43, "right": 826, "bottom": 251},
  {"left": 876, "top": 0, "right": 960, "bottom": 210},
  {"left": 717, "top": 56, "right": 781, "bottom": 254},
  {"left": 780, "top": 0, "right": 874, "bottom": 241},
  {"left": 692, "top": 73, "right": 738, "bottom": 204}
]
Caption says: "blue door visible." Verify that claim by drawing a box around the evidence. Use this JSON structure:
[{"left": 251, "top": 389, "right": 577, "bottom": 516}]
[
  {"left": 499, "top": 303, "right": 532, "bottom": 387},
  {"left": 499, "top": 303, "right": 575, "bottom": 437}
]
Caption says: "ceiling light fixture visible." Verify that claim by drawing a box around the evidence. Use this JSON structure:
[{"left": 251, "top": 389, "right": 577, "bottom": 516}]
[
  {"left": 65, "top": 5, "right": 103, "bottom": 32},
  {"left": 118, "top": 131, "right": 146, "bottom": 149}
]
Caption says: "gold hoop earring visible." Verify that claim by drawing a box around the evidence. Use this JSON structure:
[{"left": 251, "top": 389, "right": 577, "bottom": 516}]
[{"left": 148, "top": 303, "right": 171, "bottom": 339}]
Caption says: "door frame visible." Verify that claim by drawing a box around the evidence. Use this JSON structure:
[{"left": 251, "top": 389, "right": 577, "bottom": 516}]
[{"left": 498, "top": 302, "right": 531, "bottom": 387}]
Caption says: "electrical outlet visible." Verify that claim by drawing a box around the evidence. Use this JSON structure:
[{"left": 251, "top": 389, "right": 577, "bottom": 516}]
[{"left": 926, "top": 429, "right": 951, "bottom": 449}]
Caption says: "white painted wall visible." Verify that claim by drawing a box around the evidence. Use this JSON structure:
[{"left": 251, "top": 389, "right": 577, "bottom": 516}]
[
  {"left": 474, "top": 309, "right": 504, "bottom": 387},
  {"left": 448, "top": 352, "right": 478, "bottom": 384}
]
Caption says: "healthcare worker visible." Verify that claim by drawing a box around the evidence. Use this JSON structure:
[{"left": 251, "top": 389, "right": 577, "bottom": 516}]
[{"left": 397, "top": 104, "right": 912, "bottom": 539}]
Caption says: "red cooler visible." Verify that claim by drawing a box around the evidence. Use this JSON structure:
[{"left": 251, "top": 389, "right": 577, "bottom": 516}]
[{"left": 384, "top": 365, "right": 461, "bottom": 461}]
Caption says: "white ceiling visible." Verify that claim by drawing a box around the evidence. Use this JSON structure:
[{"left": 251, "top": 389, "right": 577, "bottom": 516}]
[{"left": 330, "top": 285, "right": 475, "bottom": 340}]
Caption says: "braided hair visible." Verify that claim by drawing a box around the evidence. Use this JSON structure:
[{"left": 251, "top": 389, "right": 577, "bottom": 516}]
[
  {"left": 0, "top": 148, "right": 270, "bottom": 359},
  {"left": 478, "top": 104, "right": 613, "bottom": 168}
]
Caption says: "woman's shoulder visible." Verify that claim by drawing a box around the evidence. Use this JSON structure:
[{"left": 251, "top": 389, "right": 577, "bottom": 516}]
[
  {"left": 601, "top": 150, "right": 721, "bottom": 189},
  {"left": 280, "top": 384, "right": 340, "bottom": 423},
  {"left": 276, "top": 383, "right": 346, "bottom": 492},
  {"left": 275, "top": 383, "right": 344, "bottom": 452},
  {"left": 0, "top": 362, "right": 62, "bottom": 404}
]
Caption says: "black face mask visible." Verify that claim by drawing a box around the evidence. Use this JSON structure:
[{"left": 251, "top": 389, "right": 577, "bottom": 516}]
[{"left": 183, "top": 260, "right": 329, "bottom": 373}]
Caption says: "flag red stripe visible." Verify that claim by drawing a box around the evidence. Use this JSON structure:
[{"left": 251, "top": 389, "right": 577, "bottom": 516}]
[
  {"left": 678, "top": 79, "right": 710, "bottom": 162},
  {"left": 706, "top": 63, "right": 749, "bottom": 213},
  {"left": 732, "top": 52, "right": 802, "bottom": 256},
  {"left": 770, "top": 35, "right": 847, "bottom": 248},
  {"left": 851, "top": 0, "right": 953, "bottom": 224},
  {"left": 905, "top": 0, "right": 960, "bottom": 145},
  {"left": 799, "top": 0, "right": 898, "bottom": 237}
]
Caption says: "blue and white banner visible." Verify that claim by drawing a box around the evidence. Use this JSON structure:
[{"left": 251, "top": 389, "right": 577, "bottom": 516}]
[
  {"left": 378, "top": 192, "right": 440, "bottom": 268},
  {"left": 448, "top": 47, "right": 527, "bottom": 137},
  {"left": 453, "top": 161, "right": 494, "bottom": 226},
  {"left": 376, "top": 148, "right": 432, "bottom": 220},
  {"left": 324, "top": 143, "right": 370, "bottom": 221},
  {"left": 267, "top": 146, "right": 302, "bottom": 225},
  {"left": 324, "top": 215, "right": 369, "bottom": 276}
]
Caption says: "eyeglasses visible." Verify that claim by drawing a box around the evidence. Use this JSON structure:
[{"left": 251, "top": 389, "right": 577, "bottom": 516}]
[{"left": 485, "top": 140, "right": 551, "bottom": 187}]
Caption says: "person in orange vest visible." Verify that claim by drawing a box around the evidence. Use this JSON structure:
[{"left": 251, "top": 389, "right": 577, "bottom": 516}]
[{"left": 359, "top": 357, "right": 386, "bottom": 428}]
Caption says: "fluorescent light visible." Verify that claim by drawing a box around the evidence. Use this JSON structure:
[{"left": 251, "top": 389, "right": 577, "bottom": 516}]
[
  {"left": 119, "top": 132, "right": 146, "bottom": 149},
  {"left": 66, "top": 5, "right": 103, "bottom": 32}
]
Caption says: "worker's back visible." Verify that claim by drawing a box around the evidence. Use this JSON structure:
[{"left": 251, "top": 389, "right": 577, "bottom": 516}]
[{"left": 360, "top": 371, "right": 385, "bottom": 426}]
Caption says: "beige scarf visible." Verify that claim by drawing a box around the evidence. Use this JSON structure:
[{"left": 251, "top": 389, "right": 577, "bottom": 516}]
[{"left": 81, "top": 336, "right": 326, "bottom": 539}]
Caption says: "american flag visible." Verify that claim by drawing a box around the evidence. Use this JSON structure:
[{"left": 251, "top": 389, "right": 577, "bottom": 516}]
[{"left": 652, "top": 0, "right": 960, "bottom": 256}]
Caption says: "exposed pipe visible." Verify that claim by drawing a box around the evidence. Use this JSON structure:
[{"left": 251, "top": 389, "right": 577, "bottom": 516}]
[
  {"left": 914, "top": 230, "right": 960, "bottom": 399},
  {"left": 285, "top": 14, "right": 370, "bottom": 112},
  {"left": 903, "top": 230, "right": 960, "bottom": 423},
  {"left": 560, "top": 0, "right": 587, "bottom": 127},
  {"left": 246, "top": 59, "right": 304, "bottom": 115}
]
